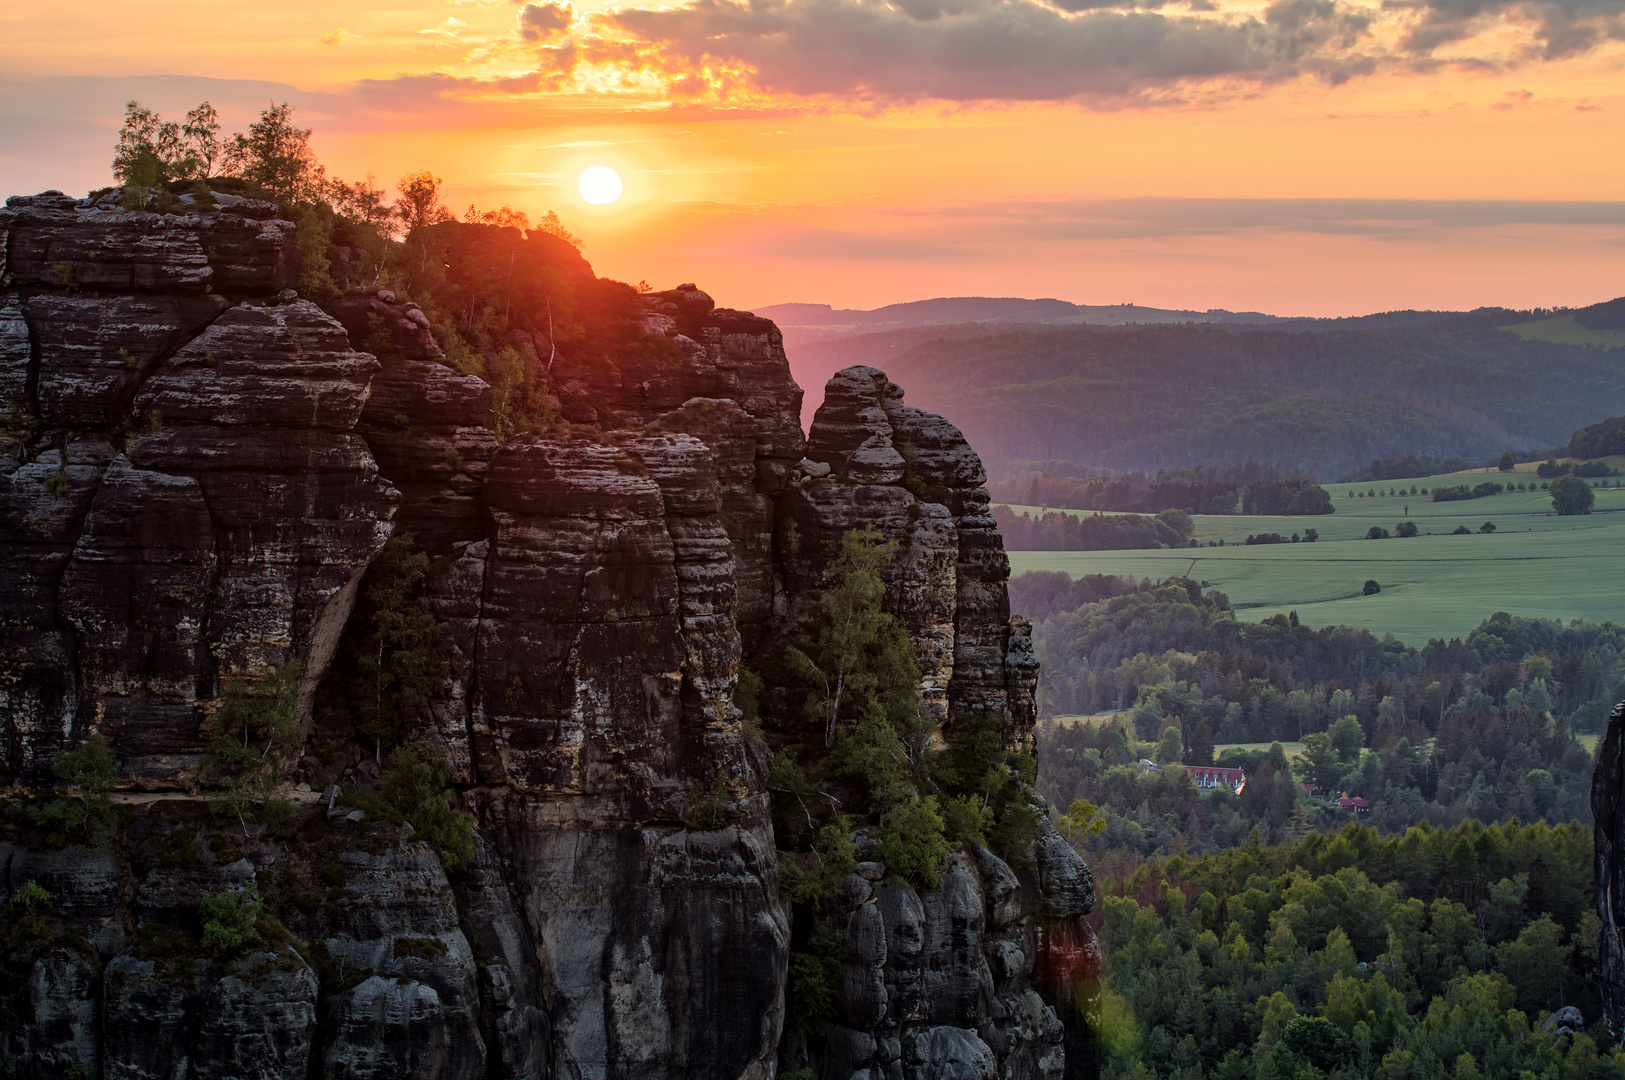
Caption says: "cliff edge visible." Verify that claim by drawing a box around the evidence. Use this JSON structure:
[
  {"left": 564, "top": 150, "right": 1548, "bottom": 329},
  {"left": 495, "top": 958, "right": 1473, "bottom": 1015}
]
[{"left": 0, "top": 191, "right": 1093, "bottom": 1080}]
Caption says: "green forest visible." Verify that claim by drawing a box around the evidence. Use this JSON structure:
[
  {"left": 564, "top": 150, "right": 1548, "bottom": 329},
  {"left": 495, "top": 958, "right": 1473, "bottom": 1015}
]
[
  {"left": 990, "top": 467, "right": 1335, "bottom": 517},
  {"left": 1082, "top": 822, "right": 1620, "bottom": 1079},
  {"left": 794, "top": 322, "right": 1625, "bottom": 479},
  {"left": 1015, "top": 566, "right": 1625, "bottom": 1075},
  {"left": 1019, "top": 570, "right": 1625, "bottom": 1077}
]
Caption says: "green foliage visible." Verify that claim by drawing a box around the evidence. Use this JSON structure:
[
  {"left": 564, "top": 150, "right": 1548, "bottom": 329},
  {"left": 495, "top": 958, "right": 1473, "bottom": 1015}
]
[
  {"left": 897, "top": 440, "right": 930, "bottom": 498},
  {"left": 877, "top": 796, "right": 950, "bottom": 891},
  {"left": 28, "top": 733, "right": 121, "bottom": 846},
  {"left": 222, "top": 102, "right": 324, "bottom": 202},
  {"left": 1550, "top": 474, "right": 1595, "bottom": 515},
  {"left": 777, "top": 816, "right": 858, "bottom": 908},
  {"left": 1568, "top": 413, "right": 1625, "bottom": 458},
  {"left": 41, "top": 467, "right": 66, "bottom": 502},
  {"left": 112, "top": 99, "right": 220, "bottom": 189},
  {"left": 786, "top": 936, "right": 843, "bottom": 1028},
  {"left": 204, "top": 660, "right": 305, "bottom": 829},
  {"left": 685, "top": 766, "right": 732, "bottom": 832},
  {"left": 377, "top": 735, "right": 475, "bottom": 868},
  {"left": 54, "top": 731, "right": 119, "bottom": 790},
  {"left": 995, "top": 506, "right": 1196, "bottom": 552},
  {"left": 339, "top": 534, "right": 449, "bottom": 752},
  {"left": 1091, "top": 820, "right": 1618, "bottom": 1079},
  {"left": 785, "top": 525, "right": 921, "bottom": 749},
  {"left": 940, "top": 793, "right": 993, "bottom": 846},
  {"left": 198, "top": 887, "right": 264, "bottom": 953},
  {"left": 295, "top": 207, "right": 336, "bottom": 298},
  {"left": 735, "top": 664, "right": 764, "bottom": 744}
]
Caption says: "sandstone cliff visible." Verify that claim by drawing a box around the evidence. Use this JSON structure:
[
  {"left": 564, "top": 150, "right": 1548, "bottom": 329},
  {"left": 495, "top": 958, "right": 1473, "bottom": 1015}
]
[
  {"left": 1594, "top": 701, "right": 1625, "bottom": 1045},
  {"left": 0, "top": 191, "right": 1093, "bottom": 1080}
]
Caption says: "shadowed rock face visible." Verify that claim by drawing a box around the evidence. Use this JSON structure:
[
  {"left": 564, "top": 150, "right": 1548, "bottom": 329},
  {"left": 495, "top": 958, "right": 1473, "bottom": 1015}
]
[
  {"left": 1594, "top": 700, "right": 1625, "bottom": 1044},
  {"left": 0, "top": 200, "right": 1085, "bottom": 1080}
]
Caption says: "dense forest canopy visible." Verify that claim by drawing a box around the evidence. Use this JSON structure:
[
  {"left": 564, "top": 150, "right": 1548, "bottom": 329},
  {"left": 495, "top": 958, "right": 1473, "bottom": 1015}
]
[
  {"left": 793, "top": 323, "right": 1625, "bottom": 479},
  {"left": 1014, "top": 572, "right": 1622, "bottom": 856},
  {"left": 1082, "top": 822, "right": 1621, "bottom": 1080},
  {"left": 1020, "top": 572, "right": 1625, "bottom": 1077}
]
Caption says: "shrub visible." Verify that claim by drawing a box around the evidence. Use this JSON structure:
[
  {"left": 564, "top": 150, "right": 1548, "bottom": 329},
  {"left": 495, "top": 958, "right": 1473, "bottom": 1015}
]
[
  {"left": 1363, "top": 580, "right": 1382, "bottom": 595},
  {"left": 1365, "top": 526, "right": 1390, "bottom": 539},
  {"left": 198, "top": 888, "right": 264, "bottom": 953},
  {"left": 1395, "top": 521, "right": 1418, "bottom": 538},
  {"left": 778, "top": 816, "right": 858, "bottom": 909},
  {"left": 29, "top": 733, "right": 121, "bottom": 846},
  {"left": 1479, "top": 521, "right": 1497, "bottom": 534},
  {"left": 377, "top": 736, "right": 475, "bottom": 868},
  {"left": 878, "top": 796, "right": 949, "bottom": 890},
  {"left": 786, "top": 937, "right": 842, "bottom": 1028},
  {"left": 205, "top": 660, "right": 304, "bottom": 833},
  {"left": 1453, "top": 525, "right": 1471, "bottom": 535},
  {"left": 685, "top": 766, "right": 732, "bottom": 832}
]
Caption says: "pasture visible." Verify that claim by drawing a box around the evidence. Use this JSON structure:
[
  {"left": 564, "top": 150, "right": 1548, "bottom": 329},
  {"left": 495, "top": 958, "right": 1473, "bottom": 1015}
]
[
  {"left": 1005, "top": 484, "right": 1625, "bottom": 643},
  {"left": 1504, "top": 315, "right": 1625, "bottom": 348}
]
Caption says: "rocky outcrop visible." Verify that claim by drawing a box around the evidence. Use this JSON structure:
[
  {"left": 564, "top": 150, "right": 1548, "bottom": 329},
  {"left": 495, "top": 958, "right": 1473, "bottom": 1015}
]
[
  {"left": 0, "top": 196, "right": 1085, "bottom": 1079},
  {"left": 781, "top": 364, "right": 1030, "bottom": 741},
  {"left": 789, "top": 824, "right": 1089, "bottom": 1080},
  {"left": 1593, "top": 700, "right": 1625, "bottom": 1044}
]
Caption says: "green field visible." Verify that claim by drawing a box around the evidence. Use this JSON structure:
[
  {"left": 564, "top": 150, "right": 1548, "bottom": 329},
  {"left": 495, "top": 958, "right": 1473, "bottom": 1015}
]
[
  {"left": 1005, "top": 483, "right": 1625, "bottom": 643},
  {"left": 1505, "top": 314, "right": 1625, "bottom": 348}
]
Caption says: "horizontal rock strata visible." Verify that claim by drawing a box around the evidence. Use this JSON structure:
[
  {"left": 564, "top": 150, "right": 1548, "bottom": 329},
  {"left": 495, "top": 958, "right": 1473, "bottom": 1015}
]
[{"left": 0, "top": 196, "right": 1084, "bottom": 1080}]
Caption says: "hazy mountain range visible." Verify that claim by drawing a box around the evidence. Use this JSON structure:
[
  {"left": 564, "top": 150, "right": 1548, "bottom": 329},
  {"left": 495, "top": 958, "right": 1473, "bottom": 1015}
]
[{"left": 762, "top": 295, "right": 1625, "bottom": 479}]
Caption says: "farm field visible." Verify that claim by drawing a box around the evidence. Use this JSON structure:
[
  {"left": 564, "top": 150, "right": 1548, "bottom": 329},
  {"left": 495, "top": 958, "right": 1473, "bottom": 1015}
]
[
  {"left": 1006, "top": 489, "right": 1625, "bottom": 643},
  {"left": 1504, "top": 314, "right": 1625, "bottom": 347}
]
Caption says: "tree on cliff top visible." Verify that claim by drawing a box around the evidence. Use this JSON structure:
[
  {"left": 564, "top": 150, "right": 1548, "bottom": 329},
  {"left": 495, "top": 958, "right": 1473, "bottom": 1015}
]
[{"left": 222, "top": 102, "right": 325, "bottom": 203}]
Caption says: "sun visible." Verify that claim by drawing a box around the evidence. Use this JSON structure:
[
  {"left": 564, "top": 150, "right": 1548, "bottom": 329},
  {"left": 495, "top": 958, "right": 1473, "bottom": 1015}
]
[{"left": 579, "top": 166, "right": 623, "bottom": 205}]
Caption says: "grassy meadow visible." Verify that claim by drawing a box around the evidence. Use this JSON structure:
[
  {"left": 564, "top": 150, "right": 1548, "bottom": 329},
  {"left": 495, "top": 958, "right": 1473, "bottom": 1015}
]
[
  {"left": 1003, "top": 479, "right": 1625, "bottom": 643},
  {"left": 1505, "top": 314, "right": 1625, "bottom": 347}
]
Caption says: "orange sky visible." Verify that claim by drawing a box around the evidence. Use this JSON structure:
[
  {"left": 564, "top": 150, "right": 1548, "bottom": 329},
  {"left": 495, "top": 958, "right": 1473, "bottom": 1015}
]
[{"left": 3, "top": 0, "right": 1623, "bottom": 313}]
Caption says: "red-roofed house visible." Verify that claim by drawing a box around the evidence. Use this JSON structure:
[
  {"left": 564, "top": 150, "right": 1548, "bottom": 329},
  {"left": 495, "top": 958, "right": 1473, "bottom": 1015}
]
[
  {"left": 1185, "top": 766, "right": 1246, "bottom": 794},
  {"left": 1336, "top": 796, "right": 1370, "bottom": 813}
]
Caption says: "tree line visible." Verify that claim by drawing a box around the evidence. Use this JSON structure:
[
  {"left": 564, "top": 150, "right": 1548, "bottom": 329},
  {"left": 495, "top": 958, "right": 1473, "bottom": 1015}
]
[{"left": 989, "top": 465, "right": 1332, "bottom": 517}]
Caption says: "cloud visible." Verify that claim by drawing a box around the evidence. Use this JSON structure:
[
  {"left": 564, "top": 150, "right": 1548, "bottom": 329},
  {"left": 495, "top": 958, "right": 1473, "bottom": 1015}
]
[
  {"left": 1382, "top": 0, "right": 1625, "bottom": 58},
  {"left": 880, "top": 196, "right": 1625, "bottom": 243},
  {"left": 318, "top": 28, "right": 357, "bottom": 46},
  {"left": 519, "top": 1, "right": 575, "bottom": 40},
  {"left": 593, "top": 0, "right": 1384, "bottom": 104}
]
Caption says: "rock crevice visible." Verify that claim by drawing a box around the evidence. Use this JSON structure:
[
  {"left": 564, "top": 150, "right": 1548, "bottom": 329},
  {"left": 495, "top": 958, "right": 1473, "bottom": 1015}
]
[{"left": 0, "top": 197, "right": 1089, "bottom": 1080}]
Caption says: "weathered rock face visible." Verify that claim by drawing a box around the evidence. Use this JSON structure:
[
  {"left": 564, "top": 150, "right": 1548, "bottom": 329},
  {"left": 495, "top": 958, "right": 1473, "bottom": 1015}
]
[
  {"left": 1593, "top": 700, "right": 1625, "bottom": 1044},
  {"left": 0, "top": 248, "right": 397, "bottom": 782},
  {"left": 0, "top": 198, "right": 1086, "bottom": 1080},
  {"left": 782, "top": 364, "right": 1032, "bottom": 743}
]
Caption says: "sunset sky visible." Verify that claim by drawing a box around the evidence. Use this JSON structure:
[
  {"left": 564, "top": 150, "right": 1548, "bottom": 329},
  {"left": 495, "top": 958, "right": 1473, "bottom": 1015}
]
[{"left": 3, "top": 0, "right": 1622, "bottom": 314}]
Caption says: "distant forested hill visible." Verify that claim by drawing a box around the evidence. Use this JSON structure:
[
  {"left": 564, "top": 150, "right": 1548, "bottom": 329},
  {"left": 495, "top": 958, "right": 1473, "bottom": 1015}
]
[{"left": 786, "top": 324, "right": 1625, "bottom": 478}]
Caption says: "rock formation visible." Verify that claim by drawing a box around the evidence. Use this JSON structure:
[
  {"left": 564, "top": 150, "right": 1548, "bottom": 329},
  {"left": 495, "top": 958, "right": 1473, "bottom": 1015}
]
[
  {"left": 0, "top": 194, "right": 1091, "bottom": 1079},
  {"left": 1594, "top": 700, "right": 1625, "bottom": 1045}
]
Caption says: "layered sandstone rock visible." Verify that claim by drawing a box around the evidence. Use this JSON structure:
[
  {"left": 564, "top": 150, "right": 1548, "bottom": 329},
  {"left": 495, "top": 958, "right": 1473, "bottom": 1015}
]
[
  {"left": 1593, "top": 700, "right": 1625, "bottom": 1044},
  {"left": 0, "top": 196, "right": 1085, "bottom": 1080}
]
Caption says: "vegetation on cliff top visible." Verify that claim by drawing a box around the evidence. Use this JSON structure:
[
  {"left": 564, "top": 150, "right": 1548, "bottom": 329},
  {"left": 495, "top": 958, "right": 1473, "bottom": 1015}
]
[{"left": 111, "top": 99, "right": 650, "bottom": 441}]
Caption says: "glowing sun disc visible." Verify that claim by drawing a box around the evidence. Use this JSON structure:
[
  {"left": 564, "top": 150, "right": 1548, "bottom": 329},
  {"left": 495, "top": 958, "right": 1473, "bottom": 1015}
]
[{"left": 579, "top": 166, "right": 622, "bottom": 204}]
